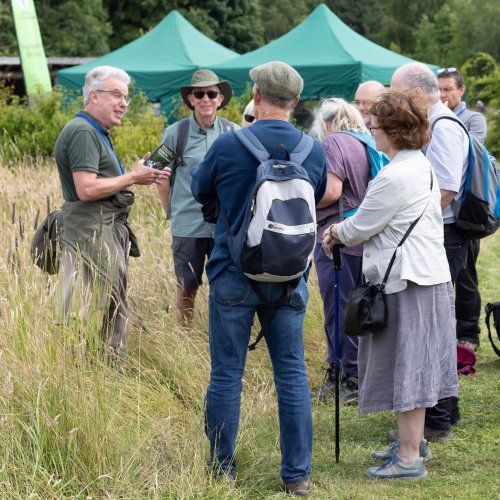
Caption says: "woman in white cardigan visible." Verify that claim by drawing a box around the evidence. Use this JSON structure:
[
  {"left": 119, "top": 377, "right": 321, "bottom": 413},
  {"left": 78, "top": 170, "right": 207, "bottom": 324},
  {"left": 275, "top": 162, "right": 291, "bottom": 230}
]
[{"left": 323, "top": 91, "right": 458, "bottom": 480}]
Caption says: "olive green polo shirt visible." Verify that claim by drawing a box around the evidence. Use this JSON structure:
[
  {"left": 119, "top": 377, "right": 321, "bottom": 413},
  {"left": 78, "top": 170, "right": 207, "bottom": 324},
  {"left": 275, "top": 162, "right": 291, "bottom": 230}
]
[{"left": 54, "top": 111, "right": 122, "bottom": 202}]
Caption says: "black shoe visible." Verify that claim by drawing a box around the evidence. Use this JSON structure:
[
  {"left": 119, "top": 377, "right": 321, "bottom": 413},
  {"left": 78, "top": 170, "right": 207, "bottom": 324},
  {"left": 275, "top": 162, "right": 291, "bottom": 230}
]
[
  {"left": 339, "top": 375, "right": 359, "bottom": 405},
  {"left": 313, "top": 365, "right": 337, "bottom": 402}
]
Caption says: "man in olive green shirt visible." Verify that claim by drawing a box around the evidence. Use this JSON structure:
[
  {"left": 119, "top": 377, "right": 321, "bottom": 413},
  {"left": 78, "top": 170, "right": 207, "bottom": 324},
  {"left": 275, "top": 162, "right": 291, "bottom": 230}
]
[
  {"left": 55, "top": 65, "right": 169, "bottom": 362},
  {"left": 157, "top": 69, "right": 239, "bottom": 325}
]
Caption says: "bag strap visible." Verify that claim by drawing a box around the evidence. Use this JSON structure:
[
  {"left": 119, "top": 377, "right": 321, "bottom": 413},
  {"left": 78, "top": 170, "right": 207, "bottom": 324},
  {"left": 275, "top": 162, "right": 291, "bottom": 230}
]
[
  {"left": 174, "top": 117, "right": 190, "bottom": 168},
  {"left": 235, "top": 127, "right": 314, "bottom": 165},
  {"left": 431, "top": 114, "right": 470, "bottom": 137},
  {"left": 485, "top": 302, "right": 500, "bottom": 356},
  {"left": 219, "top": 117, "right": 236, "bottom": 132},
  {"left": 380, "top": 168, "right": 434, "bottom": 289},
  {"left": 234, "top": 128, "right": 270, "bottom": 162},
  {"left": 248, "top": 278, "right": 300, "bottom": 351}
]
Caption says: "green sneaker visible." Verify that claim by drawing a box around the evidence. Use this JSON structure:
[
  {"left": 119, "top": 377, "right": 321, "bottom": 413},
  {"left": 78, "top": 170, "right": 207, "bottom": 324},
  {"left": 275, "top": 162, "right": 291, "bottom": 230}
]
[
  {"left": 367, "top": 454, "right": 428, "bottom": 480},
  {"left": 371, "top": 439, "right": 432, "bottom": 462}
]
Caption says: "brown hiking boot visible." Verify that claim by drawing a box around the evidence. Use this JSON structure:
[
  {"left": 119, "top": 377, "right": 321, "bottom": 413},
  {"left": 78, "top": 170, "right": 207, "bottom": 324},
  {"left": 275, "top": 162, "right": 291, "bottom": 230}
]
[{"left": 283, "top": 478, "right": 312, "bottom": 496}]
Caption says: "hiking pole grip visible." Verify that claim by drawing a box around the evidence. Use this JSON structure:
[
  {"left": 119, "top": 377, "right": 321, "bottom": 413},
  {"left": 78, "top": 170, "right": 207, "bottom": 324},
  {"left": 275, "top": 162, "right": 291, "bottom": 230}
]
[{"left": 332, "top": 244, "right": 342, "bottom": 271}]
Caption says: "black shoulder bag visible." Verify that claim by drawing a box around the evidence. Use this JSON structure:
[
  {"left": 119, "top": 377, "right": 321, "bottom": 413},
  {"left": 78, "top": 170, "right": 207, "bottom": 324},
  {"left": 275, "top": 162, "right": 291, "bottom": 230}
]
[{"left": 344, "top": 168, "right": 433, "bottom": 337}]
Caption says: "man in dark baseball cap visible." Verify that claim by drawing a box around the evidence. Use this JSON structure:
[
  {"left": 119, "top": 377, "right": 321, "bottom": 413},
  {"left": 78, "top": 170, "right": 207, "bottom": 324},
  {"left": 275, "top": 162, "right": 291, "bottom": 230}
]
[{"left": 191, "top": 61, "right": 326, "bottom": 495}]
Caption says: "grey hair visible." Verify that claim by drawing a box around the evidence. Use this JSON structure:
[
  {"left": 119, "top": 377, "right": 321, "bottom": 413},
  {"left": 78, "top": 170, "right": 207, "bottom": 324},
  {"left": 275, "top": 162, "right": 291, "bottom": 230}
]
[
  {"left": 393, "top": 63, "right": 439, "bottom": 98},
  {"left": 83, "top": 66, "right": 131, "bottom": 105},
  {"left": 309, "top": 97, "right": 369, "bottom": 143},
  {"left": 254, "top": 84, "right": 295, "bottom": 110}
]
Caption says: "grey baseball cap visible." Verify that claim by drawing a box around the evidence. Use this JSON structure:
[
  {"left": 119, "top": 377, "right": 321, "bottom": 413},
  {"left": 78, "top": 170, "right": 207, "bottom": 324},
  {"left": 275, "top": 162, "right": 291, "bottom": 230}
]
[{"left": 250, "top": 61, "right": 303, "bottom": 102}]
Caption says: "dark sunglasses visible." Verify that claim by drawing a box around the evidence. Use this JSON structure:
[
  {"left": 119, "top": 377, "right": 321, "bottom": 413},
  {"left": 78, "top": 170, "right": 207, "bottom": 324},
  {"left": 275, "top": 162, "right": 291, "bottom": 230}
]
[
  {"left": 437, "top": 67, "right": 458, "bottom": 75},
  {"left": 192, "top": 90, "right": 220, "bottom": 99},
  {"left": 244, "top": 114, "right": 255, "bottom": 123}
]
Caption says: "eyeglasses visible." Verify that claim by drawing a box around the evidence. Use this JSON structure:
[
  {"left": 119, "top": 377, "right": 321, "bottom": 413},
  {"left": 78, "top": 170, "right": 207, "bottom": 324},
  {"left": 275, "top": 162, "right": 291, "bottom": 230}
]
[
  {"left": 244, "top": 114, "right": 255, "bottom": 123},
  {"left": 95, "top": 89, "right": 130, "bottom": 103},
  {"left": 369, "top": 126, "right": 381, "bottom": 133},
  {"left": 192, "top": 90, "right": 221, "bottom": 100},
  {"left": 437, "top": 67, "right": 458, "bottom": 75}
]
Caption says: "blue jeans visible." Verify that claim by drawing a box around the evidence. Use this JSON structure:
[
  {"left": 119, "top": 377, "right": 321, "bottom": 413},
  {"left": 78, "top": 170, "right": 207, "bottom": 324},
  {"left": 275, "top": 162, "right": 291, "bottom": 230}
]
[{"left": 205, "top": 266, "right": 312, "bottom": 483}]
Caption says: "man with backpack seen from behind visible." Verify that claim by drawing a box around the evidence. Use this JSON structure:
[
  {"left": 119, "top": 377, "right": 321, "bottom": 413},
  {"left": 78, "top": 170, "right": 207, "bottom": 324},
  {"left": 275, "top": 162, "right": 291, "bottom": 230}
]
[
  {"left": 157, "top": 69, "right": 239, "bottom": 325},
  {"left": 438, "top": 67, "right": 488, "bottom": 357},
  {"left": 191, "top": 61, "right": 326, "bottom": 495},
  {"left": 391, "top": 62, "right": 469, "bottom": 443}
]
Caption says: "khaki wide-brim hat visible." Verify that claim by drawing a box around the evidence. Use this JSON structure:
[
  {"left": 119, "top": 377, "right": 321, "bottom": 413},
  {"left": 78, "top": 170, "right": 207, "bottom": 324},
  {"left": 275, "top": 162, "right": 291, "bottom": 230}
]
[{"left": 180, "top": 69, "right": 232, "bottom": 110}]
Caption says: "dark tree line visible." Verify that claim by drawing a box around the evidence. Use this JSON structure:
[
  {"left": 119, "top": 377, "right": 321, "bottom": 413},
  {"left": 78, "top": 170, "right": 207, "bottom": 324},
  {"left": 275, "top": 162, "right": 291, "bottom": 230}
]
[{"left": 0, "top": 0, "right": 498, "bottom": 67}]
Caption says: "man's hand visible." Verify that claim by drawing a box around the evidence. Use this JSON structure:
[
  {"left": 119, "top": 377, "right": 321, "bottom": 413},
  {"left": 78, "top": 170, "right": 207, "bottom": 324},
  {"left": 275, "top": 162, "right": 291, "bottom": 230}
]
[{"left": 131, "top": 154, "right": 171, "bottom": 186}]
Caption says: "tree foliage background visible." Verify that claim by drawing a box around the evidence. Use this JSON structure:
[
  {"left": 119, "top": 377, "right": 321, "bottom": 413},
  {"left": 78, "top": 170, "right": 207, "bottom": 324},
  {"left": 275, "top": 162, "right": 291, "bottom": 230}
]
[
  {"left": 0, "top": 0, "right": 498, "bottom": 65},
  {"left": 1, "top": 0, "right": 500, "bottom": 156}
]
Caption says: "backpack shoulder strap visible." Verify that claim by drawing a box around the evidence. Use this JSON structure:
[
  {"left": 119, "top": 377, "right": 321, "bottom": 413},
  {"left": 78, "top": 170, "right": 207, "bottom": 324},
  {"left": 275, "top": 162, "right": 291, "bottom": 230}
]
[
  {"left": 337, "top": 130, "right": 389, "bottom": 178},
  {"left": 219, "top": 117, "right": 236, "bottom": 132},
  {"left": 431, "top": 114, "right": 470, "bottom": 137},
  {"left": 289, "top": 133, "right": 315, "bottom": 164},
  {"left": 234, "top": 127, "right": 270, "bottom": 163},
  {"left": 175, "top": 118, "right": 190, "bottom": 167}
]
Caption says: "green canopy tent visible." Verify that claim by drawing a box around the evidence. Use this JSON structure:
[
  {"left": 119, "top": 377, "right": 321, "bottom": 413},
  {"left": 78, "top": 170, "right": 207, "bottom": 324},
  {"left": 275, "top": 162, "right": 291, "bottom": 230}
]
[
  {"left": 210, "top": 3, "right": 437, "bottom": 100},
  {"left": 56, "top": 10, "right": 238, "bottom": 115}
]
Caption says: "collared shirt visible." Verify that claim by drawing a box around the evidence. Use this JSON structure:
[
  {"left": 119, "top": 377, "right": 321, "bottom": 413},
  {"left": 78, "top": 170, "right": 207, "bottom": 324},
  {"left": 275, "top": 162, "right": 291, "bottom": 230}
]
[
  {"left": 453, "top": 101, "right": 487, "bottom": 144},
  {"left": 426, "top": 100, "right": 469, "bottom": 224},
  {"left": 55, "top": 110, "right": 122, "bottom": 202},
  {"left": 336, "top": 149, "right": 451, "bottom": 294},
  {"left": 162, "top": 114, "right": 240, "bottom": 237}
]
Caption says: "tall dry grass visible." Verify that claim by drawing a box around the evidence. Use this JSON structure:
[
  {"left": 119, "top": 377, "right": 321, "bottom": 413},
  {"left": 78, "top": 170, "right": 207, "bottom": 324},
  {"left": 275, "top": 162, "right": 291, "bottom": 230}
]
[{"left": 1, "top": 161, "right": 498, "bottom": 499}]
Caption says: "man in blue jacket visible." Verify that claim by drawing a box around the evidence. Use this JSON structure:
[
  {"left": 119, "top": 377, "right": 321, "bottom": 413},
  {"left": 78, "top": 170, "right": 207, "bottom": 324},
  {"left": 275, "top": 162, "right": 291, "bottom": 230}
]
[{"left": 191, "top": 61, "right": 326, "bottom": 496}]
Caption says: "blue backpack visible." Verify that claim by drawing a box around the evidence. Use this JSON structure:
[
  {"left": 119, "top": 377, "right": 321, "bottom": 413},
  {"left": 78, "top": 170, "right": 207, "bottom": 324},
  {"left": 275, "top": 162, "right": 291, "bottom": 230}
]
[{"left": 432, "top": 116, "right": 500, "bottom": 239}]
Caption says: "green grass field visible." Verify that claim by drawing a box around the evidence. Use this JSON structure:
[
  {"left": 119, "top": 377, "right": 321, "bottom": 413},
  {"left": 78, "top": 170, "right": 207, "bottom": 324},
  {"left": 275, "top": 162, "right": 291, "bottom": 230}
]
[{"left": 0, "top": 162, "right": 499, "bottom": 499}]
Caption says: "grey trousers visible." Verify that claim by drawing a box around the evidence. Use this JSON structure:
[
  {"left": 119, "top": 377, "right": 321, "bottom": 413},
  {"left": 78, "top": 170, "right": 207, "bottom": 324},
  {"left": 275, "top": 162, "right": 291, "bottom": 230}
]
[{"left": 57, "top": 220, "right": 130, "bottom": 360}]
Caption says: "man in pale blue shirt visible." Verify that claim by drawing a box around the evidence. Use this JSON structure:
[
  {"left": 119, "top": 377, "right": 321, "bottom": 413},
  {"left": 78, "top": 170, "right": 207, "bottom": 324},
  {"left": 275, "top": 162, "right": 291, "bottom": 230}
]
[
  {"left": 157, "top": 70, "right": 240, "bottom": 324},
  {"left": 391, "top": 62, "right": 469, "bottom": 442},
  {"left": 438, "top": 67, "right": 488, "bottom": 352}
]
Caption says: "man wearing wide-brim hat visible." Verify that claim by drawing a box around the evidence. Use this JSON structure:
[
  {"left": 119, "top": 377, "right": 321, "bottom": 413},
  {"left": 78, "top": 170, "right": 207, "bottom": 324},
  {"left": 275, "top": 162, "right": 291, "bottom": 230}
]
[{"left": 157, "top": 69, "right": 240, "bottom": 325}]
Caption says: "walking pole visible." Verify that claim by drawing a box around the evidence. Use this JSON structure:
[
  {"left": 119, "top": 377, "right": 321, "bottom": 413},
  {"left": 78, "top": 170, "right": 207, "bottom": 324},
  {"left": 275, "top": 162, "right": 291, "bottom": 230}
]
[{"left": 332, "top": 244, "right": 342, "bottom": 463}]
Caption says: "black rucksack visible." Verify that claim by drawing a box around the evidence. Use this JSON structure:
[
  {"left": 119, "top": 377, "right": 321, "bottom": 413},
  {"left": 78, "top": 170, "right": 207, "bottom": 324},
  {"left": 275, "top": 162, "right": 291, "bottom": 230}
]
[
  {"left": 31, "top": 209, "right": 63, "bottom": 275},
  {"left": 485, "top": 302, "right": 500, "bottom": 357}
]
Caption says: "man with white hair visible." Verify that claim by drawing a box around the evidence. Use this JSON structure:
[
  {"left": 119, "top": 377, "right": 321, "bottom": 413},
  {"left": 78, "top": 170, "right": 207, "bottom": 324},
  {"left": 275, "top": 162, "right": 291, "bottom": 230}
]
[
  {"left": 54, "top": 65, "right": 170, "bottom": 363},
  {"left": 192, "top": 61, "right": 326, "bottom": 495},
  {"left": 390, "top": 62, "right": 469, "bottom": 443},
  {"left": 353, "top": 80, "right": 386, "bottom": 126}
]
